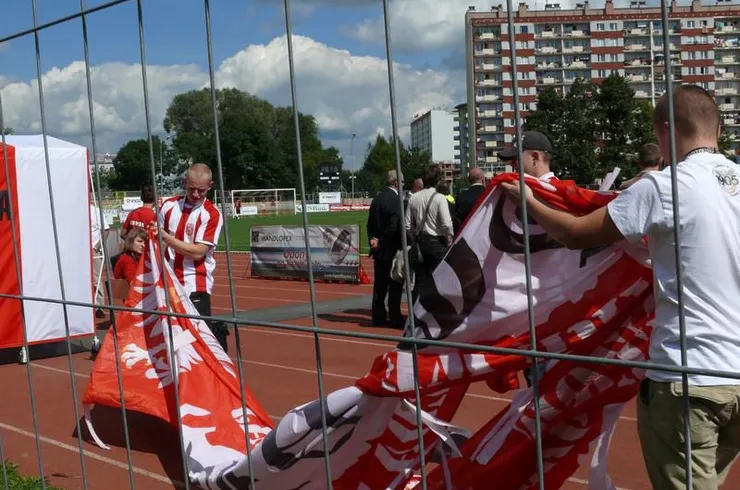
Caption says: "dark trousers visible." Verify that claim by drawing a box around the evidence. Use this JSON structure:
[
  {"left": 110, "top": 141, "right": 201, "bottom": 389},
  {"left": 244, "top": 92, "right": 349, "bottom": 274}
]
[
  {"left": 372, "top": 255, "right": 403, "bottom": 327},
  {"left": 189, "top": 292, "right": 229, "bottom": 353},
  {"left": 412, "top": 234, "right": 448, "bottom": 303}
]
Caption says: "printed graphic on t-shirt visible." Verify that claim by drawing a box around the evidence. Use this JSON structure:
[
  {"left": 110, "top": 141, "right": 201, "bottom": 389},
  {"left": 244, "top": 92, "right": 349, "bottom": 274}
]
[{"left": 713, "top": 165, "right": 740, "bottom": 196}]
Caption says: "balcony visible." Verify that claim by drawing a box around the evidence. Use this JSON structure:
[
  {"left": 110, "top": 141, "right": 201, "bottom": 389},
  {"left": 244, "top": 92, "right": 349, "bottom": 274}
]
[
  {"left": 538, "top": 30, "right": 558, "bottom": 38},
  {"left": 565, "top": 29, "right": 588, "bottom": 38},
  {"left": 625, "top": 28, "right": 649, "bottom": 36},
  {"left": 475, "top": 48, "right": 496, "bottom": 56},
  {"left": 483, "top": 141, "right": 499, "bottom": 148},
  {"left": 717, "top": 56, "right": 740, "bottom": 65},
  {"left": 635, "top": 90, "right": 650, "bottom": 98},
  {"left": 537, "top": 46, "right": 558, "bottom": 54},
  {"left": 562, "top": 45, "right": 586, "bottom": 54},
  {"left": 566, "top": 61, "right": 588, "bottom": 69},
  {"left": 717, "top": 87, "right": 739, "bottom": 96},
  {"left": 720, "top": 103, "right": 738, "bottom": 112},
  {"left": 478, "top": 79, "right": 497, "bottom": 87},
  {"left": 723, "top": 117, "right": 739, "bottom": 126},
  {"left": 477, "top": 63, "right": 500, "bottom": 71},
  {"left": 718, "top": 72, "right": 738, "bottom": 80},
  {"left": 629, "top": 74, "right": 650, "bottom": 82},
  {"left": 625, "top": 59, "right": 649, "bottom": 67},
  {"left": 479, "top": 32, "right": 496, "bottom": 41},
  {"left": 538, "top": 76, "right": 561, "bottom": 85},
  {"left": 480, "top": 110, "right": 500, "bottom": 118},
  {"left": 476, "top": 95, "right": 499, "bottom": 103},
  {"left": 480, "top": 125, "right": 500, "bottom": 133},
  {"left": 536, "top": 62, "right": 562, "bottom": 70},
  {"left": 625, "top": 44, "right": 649, "bottom": 52},
  {"left": 715, "top": 25, "right": 740, "bottom": 34}
]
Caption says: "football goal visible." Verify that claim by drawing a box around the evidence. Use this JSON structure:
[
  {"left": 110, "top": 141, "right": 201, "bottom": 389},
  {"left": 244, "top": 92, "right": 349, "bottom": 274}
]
[{"left": 229, "top": 188, "right": 297, "bottom": 217}]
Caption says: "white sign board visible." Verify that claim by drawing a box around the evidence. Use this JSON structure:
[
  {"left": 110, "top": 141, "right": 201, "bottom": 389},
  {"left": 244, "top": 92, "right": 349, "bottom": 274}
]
[
  {"left": 240, "top": 205, "right": 259, "bottom": 216},
  {"left": 319, "top": 192, "right": 342, "bottom": 204},
  {"left": 295, "top": 203, "right": 330, "bottom": 213},
  {"left": 122, "top": 197, "right": 143, "bottom": 211}
]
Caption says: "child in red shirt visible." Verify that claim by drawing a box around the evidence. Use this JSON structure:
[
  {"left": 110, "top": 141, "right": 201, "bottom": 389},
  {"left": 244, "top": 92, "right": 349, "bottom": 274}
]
[{"left": 114, "top": 228, "right": 147, "bottom": 283}]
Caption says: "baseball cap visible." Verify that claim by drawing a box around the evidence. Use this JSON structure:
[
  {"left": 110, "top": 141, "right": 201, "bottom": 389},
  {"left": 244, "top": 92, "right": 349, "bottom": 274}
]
[{"left": 496, "top": 131, "right": 553, "bottom": 160}]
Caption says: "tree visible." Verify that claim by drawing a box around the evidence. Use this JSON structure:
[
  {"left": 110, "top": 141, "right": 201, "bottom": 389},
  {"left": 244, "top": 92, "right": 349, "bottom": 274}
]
[
  {"left": 525, "top": 79, "right": 599, "bottom": 184},
  {"left": 2, "top": 127, "right": 13, "bottom": 135},
  {"left": 163, "top": 88, "right": 340, "bottom": 192},
  {"left": 108, "top": 136, "right": 166, "bottom": 190},
  {"left": 593, "top": 75, "right": 655, "bottom": 179},
  {"left": 525, "top": 75, "right": 656, "bottom": 185},
  {"left": 357, "top": 134, "right": 431, "bottom": 195}
]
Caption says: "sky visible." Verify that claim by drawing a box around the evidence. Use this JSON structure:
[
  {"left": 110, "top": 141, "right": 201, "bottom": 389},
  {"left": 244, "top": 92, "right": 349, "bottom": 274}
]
[{"left": 0, "top": 0, "right": 636, "bottom": 171}]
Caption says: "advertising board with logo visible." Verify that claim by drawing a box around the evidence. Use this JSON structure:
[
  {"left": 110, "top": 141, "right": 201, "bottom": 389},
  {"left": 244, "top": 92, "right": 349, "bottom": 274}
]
[
  {"left": 250, "top": 224, "right": 361, "bottom": 283},
  {"left": 294, "top": 203, "right": 330, "bottom": 213},
  {"left": 122, "top": 197, "right": 143, "bottom": 211}
]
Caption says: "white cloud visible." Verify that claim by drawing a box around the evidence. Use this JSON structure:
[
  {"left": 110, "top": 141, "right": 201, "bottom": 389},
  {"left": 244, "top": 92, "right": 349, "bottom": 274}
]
[
  {"left": 0, "top": 35, "right": 458, "bottom": 164},
  {"left": 346, "top": 0, "right": 636, "bottom": 53}
]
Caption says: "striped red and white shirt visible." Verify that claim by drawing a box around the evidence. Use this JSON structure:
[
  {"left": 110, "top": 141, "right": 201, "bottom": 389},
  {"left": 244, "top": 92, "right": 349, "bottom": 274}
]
[{"left": 159, "top": 196, "right": 223, "bottom": 295}]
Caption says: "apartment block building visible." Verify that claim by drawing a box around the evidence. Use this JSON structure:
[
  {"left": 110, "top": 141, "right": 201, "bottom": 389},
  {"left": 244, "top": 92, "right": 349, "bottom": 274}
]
[
  {"left": 464, "top": 0, "right": 740, "bottom": 176},
  {"left": 410, "top": 109, "right": 466, "bottom": 185}
]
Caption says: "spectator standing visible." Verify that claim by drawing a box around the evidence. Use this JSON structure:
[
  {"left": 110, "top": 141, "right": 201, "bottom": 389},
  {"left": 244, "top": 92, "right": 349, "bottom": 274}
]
[
  {"left": 502, "top": 85, "right": 740, "bottom": 489},
  {"left": 454, "top": 167, "right": 486, "bottom": 234},
  {"left": 405, "top": 164, "right": 453, "bottom": 302},
  {"left": 121, "top": 184, "right": 156, "bottom": 238},
  {"left": 497, "top": 131, "right": 558, "bottom": 388},
  {"left": 156, "top": 163, "right": 228, "bottom": 352},
  {"left": 367, "top": 170, "right": 404, "bottom": 328},
  {"left": 619, "top": 143, "right": 663, "bottom": 190}
]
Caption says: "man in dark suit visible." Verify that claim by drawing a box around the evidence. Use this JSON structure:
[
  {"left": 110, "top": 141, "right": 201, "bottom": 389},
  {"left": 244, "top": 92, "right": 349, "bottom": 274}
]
[
  {"left": 367, "top": 170, "right": 404, "bottom": 328},
  {"left": 453, "top": 167, "right": 486, "bottom": 234}
]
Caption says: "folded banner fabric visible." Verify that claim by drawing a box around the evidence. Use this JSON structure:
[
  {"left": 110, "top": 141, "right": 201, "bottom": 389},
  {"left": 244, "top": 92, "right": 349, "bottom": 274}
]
[{"left": 83, "top": 173, "right": 654, "bottom": 490}]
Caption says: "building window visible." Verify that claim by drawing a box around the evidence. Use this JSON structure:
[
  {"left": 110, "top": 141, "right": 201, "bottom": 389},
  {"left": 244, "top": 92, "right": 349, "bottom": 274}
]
[
  {"left": 520, "top": 25, "right": 529, "bottom": 34},
  {"left": 609, "top": 22, "right": 618, "bottom": 30},
  {"left": 687, "top": 21, "right": 696, "bottom": 28},
  {"left": 596, "top": 23, "right": 605, "bottom": 31}
]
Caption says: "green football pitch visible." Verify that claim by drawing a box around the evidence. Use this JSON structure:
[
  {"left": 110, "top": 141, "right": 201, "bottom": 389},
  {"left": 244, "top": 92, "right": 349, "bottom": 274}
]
[{"left": 218, "top": 210, "right": 371, "bottom": 253}]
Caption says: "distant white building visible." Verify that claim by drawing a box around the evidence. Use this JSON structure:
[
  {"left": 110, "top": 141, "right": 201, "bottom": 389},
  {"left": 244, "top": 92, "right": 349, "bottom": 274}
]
[
  {"left": 410, "top": 109, "right": 459, "bottom": 164},
  {"left": 89, "top": 153, "right": 116, "bottom": 172}
]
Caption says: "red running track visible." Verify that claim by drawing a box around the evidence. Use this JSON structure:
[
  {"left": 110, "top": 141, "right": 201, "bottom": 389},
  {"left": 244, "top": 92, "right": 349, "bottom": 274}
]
[{"left": 0, "top": 252, "right": 736, "bottom": 489}]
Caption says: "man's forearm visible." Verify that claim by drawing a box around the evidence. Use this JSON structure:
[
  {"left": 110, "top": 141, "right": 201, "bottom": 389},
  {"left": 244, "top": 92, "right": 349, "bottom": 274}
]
[
  {"left": 162, "top": 233, "right": 209, "bottom": 260},
  {"left": 526, "top": 197, "right": 580, "bottom": 249}
]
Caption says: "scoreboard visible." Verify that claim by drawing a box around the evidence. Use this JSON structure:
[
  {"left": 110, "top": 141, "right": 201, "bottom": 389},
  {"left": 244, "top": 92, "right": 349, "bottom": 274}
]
[{"left": 318, "top": 163, "right": 341, "bottom": 187}]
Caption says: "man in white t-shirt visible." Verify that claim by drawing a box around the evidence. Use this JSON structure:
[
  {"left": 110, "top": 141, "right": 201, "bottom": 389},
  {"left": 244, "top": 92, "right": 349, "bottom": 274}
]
[{"left": 502, "top": 85, "right": 740, "bottom": 489}]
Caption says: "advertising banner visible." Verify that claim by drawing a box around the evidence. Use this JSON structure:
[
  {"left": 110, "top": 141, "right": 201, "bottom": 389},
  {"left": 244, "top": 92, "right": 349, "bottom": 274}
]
[
  {"left": 240, "top": 205, "right": 259, "bottom": 216},
  {"left": 250, "top": 224, "right": 361, "bottom": 283},
  {"left": 330, "top": 204, "right": 371, "bottom": 212},
  {"left": 319, "top": 191, "right": 342, "bottom": 204},
  {"left": 122, "top": 197, "right": 143, "bottom": 211},
  {"left": 294, "top": 203, "right": 330, "bottom": 213}
]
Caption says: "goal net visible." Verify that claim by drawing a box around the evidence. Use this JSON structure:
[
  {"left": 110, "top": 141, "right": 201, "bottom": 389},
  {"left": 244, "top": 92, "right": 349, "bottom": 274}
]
[{"left": 229, "top": 188, "right": 297, "bottom": 217}]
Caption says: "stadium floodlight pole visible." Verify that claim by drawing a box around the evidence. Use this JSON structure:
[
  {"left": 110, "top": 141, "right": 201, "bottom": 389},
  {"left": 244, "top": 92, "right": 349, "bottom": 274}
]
[
  {"left": 202, "top": 0, "right": 258, "bottom": 486},
  {"left": 381, "top": 0, "right": 429, "bottom": 487},
  {"left": 30, "top": 1, "right": 90, "bottom": 487},
  {"left": 659, "top": 0, "right": 693, "bottom": 486},
  {"left": 78, "top": 1, "right": 137, "bottom": 488},
  {"left": 134, "top": 0, "right": 192, "bottom": 487},
  {"left": 505, "top": 0, "right": 546, "bottom": 487},
  {"left": 0, "top": 95, "right": 46, "bottom": 490},
  {"left": 283, "top": 0, "right": 335, "bottom": 487}
]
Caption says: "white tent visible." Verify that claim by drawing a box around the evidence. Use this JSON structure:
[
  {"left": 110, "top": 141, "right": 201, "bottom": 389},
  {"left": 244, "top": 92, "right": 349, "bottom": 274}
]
[{"left": 0, "top": 135, "right": 94, "bottom": 348}]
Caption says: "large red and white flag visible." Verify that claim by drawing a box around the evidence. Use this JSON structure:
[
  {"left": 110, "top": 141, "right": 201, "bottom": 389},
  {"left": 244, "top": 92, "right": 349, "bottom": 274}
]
[{"left": 83, "top": 174, "right": 654, "bottom": 489}]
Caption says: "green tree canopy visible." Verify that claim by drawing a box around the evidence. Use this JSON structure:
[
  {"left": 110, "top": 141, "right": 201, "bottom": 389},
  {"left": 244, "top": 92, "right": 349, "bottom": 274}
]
[
  {"left": 355, "top": 134, "right": 431, "bottom": 195},
  {"left": 163, "top": 88, "right": 340, "bottom": 192},
  {"left": 108, "top": 136, "right": 167, "bottom": 190},
  {"left": 2, "top": 127, "right": 13, "bottom": 135},
  {"left": 525, "top": 74, "right": 656, "bottom": 185}
]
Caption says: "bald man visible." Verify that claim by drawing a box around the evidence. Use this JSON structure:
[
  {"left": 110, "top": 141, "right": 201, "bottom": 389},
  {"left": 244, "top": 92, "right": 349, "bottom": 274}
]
[
  {"left": 157, "top": 163, "right": 228, "bottom": 351},
  {"left": 453, "top": 167, "right": 486, "bottom": 233}
]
